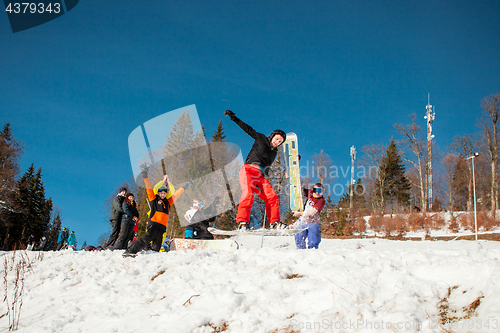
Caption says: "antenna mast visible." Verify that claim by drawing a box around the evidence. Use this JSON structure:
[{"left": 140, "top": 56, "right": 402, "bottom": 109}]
[{"left": 425, "top": 93, "right": 435, "bottom": 210}]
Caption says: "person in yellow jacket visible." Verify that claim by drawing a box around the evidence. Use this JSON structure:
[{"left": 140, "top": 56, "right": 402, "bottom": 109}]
[{"left": 124, "top": 165, "right": 190, "bottom": 256}]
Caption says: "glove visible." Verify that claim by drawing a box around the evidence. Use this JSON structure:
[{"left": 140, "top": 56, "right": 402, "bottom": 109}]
[
  {"left": 183, "top": 179, "right": 194, "bottom": 190},
  {"left": 140, "top": 164, "right": 149, "bottom": 179},
  {"left": 224, "top": 110, "right": 236, "bottom": 120}
]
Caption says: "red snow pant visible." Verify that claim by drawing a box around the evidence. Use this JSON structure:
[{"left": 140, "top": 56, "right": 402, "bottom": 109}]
[{"left": 236, "top": 164, "right": 280, "bottom": 224}]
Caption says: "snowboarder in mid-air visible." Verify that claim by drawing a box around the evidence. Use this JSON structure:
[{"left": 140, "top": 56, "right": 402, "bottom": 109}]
[{"left": 224, "top": 110, "right": 286, "bottom": 230}]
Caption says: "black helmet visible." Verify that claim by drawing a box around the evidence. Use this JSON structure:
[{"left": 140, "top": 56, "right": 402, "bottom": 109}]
[{"left": 269, "top": 130, "right": 286, "bottom": 143}]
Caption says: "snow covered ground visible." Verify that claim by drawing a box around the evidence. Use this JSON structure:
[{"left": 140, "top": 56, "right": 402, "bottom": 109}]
[
  {"left": 2, "top": 236, "right": 500, "bottom": 333},
  {"left": 362, "top": 211, "right": 500, "bottom": 240}
]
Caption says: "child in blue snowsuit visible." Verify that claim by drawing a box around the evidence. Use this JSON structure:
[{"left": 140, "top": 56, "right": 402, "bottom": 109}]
[{"left": 292, "top": 183, "right": 326, "bottom": 249}]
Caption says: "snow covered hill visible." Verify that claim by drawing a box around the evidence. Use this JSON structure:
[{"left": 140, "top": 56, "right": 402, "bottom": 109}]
[{"left": 2, "top": 236, "right": 500, "bottom": 333}]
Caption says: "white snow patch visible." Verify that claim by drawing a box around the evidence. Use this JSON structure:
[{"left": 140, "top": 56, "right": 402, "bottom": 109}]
[{"left": 1, "top": 237, "right": 500, "bottom": 332}]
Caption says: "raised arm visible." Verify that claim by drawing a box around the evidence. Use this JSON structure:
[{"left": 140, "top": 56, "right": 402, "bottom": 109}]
[
  {"left": 225, "top": 110, "right": 259, "bottom": 140},
  {"left": 140, "top": 164, "right": 156, "bottom": 201},
  {"left": 153, "top": 174, "right": 176, "bottom": 199},
  {"left": 144, "top": 178, "right": 156, "bottom": 201},
  {"left": 167, "top": 188, "right": 185, "bottom": 206}
]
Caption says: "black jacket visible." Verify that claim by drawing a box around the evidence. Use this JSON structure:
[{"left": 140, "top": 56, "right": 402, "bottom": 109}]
[
  {"left": 110, "top": 195, "right": 125, "bottom": 220},
  {"left": 231, "top": 115, "right": 278, "bottom": 175},
  {"left": 122, "top": 201, "right": 139, "bottom": 224}
]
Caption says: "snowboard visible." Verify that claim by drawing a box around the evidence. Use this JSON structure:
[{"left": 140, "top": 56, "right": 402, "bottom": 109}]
[
  {"left": 170, "top": 238, "right": 239, "bottom": 251},
  {"left": 283, "top": 132, "right": 303, "bottom": 212},
  {"left": 208, "top": 227, "right": 304, "bottom": 237}
]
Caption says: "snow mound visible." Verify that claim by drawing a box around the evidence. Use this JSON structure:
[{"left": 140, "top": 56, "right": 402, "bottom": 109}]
[{"left": 2, "top": 237, "right": 500, "bottom": 332}]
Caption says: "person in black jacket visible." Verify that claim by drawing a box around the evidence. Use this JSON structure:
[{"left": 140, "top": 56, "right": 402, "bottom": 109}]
[
  {"left": 106, "top": 187, "right": 127, "bottom": 248},
  {"left": 113, "top": 193, "right": 139, "bottom": 250},
  {"left": 57, "top": 227, "right": 69, "bottom": 250},
  {"left": 184, "top": 197, "right": 219, "bottom": 239},
  {"left": 224, "top": 110, "right": 286, "bottom": 230}
]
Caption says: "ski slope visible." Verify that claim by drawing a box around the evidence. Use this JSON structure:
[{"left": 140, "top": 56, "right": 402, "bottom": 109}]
[{"left": 2, "top": 236, "right": 500, "bottom": 333}]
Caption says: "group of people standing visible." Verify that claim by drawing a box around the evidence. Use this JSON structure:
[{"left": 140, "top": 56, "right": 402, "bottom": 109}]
[
  {"left": 108, "top": 110, "right": 326, "bottom": 254},
  {"left": 26, "top": 227, "right": 76, "bottom": 251},
  {"left": 53, "top": 227, "right": 76, "bottom": 250},
  {"left": 106, "top": 187, "right": 140, "bottom": 250},
  {"left": 26, "top": 234, "right": 47, "bottom": 251}
]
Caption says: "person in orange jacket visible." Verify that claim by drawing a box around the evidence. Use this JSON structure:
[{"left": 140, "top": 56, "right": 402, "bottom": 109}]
[{"left": 124, "top": 165, "right": 189, "bottom": 256}]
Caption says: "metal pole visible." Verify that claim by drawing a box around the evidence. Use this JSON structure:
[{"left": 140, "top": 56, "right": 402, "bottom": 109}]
[
  {"left": 472, "top": 156, "right": 478, "bottom": 241},
  {"left": 467, "top": 153, "right": 479, "bottom": 241},
  {"left": 349, "top": 146, "right": 356, "bottom": 214}
]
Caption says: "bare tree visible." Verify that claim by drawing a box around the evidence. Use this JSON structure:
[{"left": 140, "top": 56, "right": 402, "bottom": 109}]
[
  {"left": 360, "top": 143, "right": 387, "bottom": 213},
  {"left": 303, "top": 149, "right": 334, "bottom": 196},
  {"left": 310, "top": 150, "right": 332, "bottom": 184},
  {"left": 394, "top": 114, "right": 428, "bottom": 211},
  {"left": 479, "top": 93, "right": 500, "bottom": 216},
  {"left": 450, "top": 134, "right": 480, "bottom": 211},
  {"left": 441, "top": 153, "right": 458, "bottom": 210}
]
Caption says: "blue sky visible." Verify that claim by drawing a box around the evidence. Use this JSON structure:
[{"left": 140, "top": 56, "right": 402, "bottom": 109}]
[{"left": 1, "top": 0, "right": 499, "bottom": 246}]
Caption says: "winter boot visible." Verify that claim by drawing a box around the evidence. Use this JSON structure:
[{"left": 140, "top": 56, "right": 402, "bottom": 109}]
[
  {"left": 237, "top": 222, "right": 248, "bottom": 230},
  {"left": 270, "top": 222, "right": 287, "bottom": 230},
  {"left": 122, "top": 250, "right": 137, "bottom": 258}
]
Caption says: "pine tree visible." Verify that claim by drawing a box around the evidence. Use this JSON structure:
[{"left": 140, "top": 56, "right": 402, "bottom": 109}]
[
  {"left": 0, "top": 123, "right": 23, "bottom": 240},
  {"left": 209, "top": 120, "right": 237, "bottom": 230},
  {"left": 352, "top": 178, "right": 368, "bottom": 215},
  {"left": 319, "top": 195, "right": 336, "bottom": 235},
  {"left": 46, "top": 209, "right": 62, "bottom": 250},
  {"left": 3, "top": 164, "right": 53, "bottom": 249},
  {"left": 162, "top": 110, "right": 207, "bottom": 184},
  {"left": 337, "top": 178, "right": 367, "bottom": 215},
  {"left": 160, "top": 110, "right": 212, "bottom": 235},
  {"left": 376, "top": 139, "right": 411, "bottom": 213},
  {"left": 212, "top": 120, "right": 226, "bottom": 142}
]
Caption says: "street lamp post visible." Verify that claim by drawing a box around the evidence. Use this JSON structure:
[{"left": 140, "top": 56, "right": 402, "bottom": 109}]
[{"left": 467, "top": 152, "right": 479, "bottom": 241}]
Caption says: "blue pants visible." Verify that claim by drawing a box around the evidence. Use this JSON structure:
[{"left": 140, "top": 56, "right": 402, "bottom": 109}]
[
  {"left": 185, "top": 227, "right": 194, "bottom": 238},
  {"left": 295, "top": 222, "right": 321, "bottom": 249}
]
